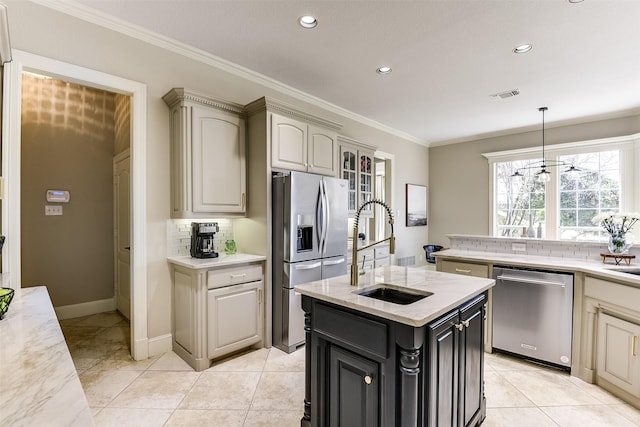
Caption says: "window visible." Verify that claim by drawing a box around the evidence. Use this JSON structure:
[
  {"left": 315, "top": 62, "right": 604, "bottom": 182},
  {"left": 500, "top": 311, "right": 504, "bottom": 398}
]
[
  {"left": 495, "top": 160, "right": 545, "bottom": 238},
  {"left": 485, "top": 136, "right": 638, "bottom": 241},
  {"left": 558, "top": 151, "right": 620, "bottom": 240}
]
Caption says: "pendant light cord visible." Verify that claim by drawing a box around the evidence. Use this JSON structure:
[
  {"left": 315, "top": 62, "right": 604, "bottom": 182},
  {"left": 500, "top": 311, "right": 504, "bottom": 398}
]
[{"left": 539, "top": 106, "right": 547, "bottom": 166}]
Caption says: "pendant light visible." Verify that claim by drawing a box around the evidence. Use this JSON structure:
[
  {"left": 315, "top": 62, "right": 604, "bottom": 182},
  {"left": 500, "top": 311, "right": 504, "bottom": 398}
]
[{"left": 512, "top": 107, "right": 580, "bottom": 181}]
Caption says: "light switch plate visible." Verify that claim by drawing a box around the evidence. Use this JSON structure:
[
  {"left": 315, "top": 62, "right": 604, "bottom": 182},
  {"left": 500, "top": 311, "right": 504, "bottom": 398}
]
[
  {"left": 45, "top": 205, "right": 63, "bottom": 216},
  {"left": 511, "top": 242, "right": 526, "bottom": 252}
]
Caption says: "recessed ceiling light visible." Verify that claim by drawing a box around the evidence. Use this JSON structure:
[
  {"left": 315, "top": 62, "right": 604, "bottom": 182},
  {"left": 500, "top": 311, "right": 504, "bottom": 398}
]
[
  {"left": 376, "top": 66, "right": 392, "bottom": 75},
  {"left": 299, "top": 15, "right": 317, "bottom": 29},
  {"left": 513, "top": 44, "right": 533, "bottom": 54}
]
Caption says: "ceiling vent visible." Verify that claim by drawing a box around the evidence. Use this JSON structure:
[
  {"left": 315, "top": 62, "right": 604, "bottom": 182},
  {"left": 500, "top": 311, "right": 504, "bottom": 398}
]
[{"left": 491, "top": 89, "right": 520, "bottom": 99}]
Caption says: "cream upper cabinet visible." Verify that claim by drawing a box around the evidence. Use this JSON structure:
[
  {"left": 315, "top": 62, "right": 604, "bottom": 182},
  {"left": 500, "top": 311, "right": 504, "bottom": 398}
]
[
  {"left": 271, "top": 112, "right": 338, "bottom": 176},
  {"left": 338, "top": 136, "right": 376, "bottom": 216},
  {"left": 163, "top": 88, "right": 246, "bottom": 218},
  {"left": 308, "top": 124, "right": 338, "bottom": 176}
]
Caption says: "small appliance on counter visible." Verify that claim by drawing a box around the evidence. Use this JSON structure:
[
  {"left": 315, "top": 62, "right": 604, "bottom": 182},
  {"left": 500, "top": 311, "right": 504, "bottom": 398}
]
[
  {"left": 190, "top": 222, "right": 219, "bottom": 259},
  {"left": 423, "top": 244, "right": 444, "bottom": 263}
]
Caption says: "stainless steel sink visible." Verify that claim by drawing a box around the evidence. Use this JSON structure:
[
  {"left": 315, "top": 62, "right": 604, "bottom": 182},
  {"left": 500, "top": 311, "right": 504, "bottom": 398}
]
[{"left": 357, "top": 285, "right": 433, "bottom": 305}]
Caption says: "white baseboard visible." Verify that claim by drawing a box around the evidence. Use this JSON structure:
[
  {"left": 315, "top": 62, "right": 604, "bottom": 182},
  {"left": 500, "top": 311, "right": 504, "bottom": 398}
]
[
  {"left": 55, "top": 297, "right": 116, "bottom": 320},
  {"left": 148, "top": 333, "right": 172, "bottom": 357}
]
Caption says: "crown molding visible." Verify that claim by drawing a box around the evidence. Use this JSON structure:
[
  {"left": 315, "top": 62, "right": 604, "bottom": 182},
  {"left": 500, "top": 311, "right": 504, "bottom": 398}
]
[{"left": 33, "top": 0, "right": 425, "bottom": 146}]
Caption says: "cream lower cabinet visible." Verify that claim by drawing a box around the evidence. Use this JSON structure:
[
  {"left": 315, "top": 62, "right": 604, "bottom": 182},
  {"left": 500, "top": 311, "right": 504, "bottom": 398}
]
[
  {"left": 597, "top": 312, "right": 640, "bottom": 397},
  {"left": 584, "top": 276, "right": 640, "bottom": 406},
  {"left": 172, "top": 262, "right": 264, "bottom": 371},
  {"left": 207, "top": 279, "right": 263, "bottom": 359}
]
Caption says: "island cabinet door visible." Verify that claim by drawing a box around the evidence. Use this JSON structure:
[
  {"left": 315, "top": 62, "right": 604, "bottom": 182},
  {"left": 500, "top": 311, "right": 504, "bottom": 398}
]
[
  {"left": 427, "top": 309, "right": 460, "bottom": 427},
  {"left": 458, "top": 295, "right": 486, "bottom": 427},
  {"left": 328, "top": 344, "right": 380, "bottom": 427}
]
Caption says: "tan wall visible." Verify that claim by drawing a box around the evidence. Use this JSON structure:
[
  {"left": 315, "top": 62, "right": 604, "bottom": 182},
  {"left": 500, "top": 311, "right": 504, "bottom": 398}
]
[
  {"left": 428, "top": 115, "right": 640, "bottom": 247},
  {"left": 114, "top": 94, "right": 131, "bottom": 155},
  {"left": 20, "top": 74, "right": 116, "bottom": 306},
  {"left": 5, "top": 1, "right": 429, "bottom": 338}
]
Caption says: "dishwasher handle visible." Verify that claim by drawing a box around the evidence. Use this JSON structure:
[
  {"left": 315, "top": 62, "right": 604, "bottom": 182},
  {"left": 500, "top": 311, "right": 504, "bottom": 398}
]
[{"left": 496, "top": 275, "right": 566, "bottom": 288}]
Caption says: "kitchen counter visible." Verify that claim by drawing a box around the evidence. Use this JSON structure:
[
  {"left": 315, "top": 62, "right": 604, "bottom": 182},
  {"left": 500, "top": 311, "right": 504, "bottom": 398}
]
[
  {"left": 167, "top": 253, "right": 266, "bottom": 269},
  {"left": 1, "top": 286, "right": 93, "bottom": 426},
  {"left": 434, "top": 248, "right": 640, "bottom": 287},
  {"left": 294, "top": 265, "right": 495, "bottom": 327}
]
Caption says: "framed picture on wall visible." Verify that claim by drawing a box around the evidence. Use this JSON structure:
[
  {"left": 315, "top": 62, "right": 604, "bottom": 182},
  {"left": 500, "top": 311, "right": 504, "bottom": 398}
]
[{"left": 406, "top": 183, "right": 427, "bottom": 227}]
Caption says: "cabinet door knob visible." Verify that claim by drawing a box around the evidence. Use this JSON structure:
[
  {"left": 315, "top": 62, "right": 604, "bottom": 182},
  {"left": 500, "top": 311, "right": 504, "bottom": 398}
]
[
  {"left": 364, "top": 375, "right": 372, "bottom": 385},
  {"left": 455, "top": 323, "right": 464, "bottom": 331},
  {"left": 462, "top": 320, "right": 470, "bottom": 328}
]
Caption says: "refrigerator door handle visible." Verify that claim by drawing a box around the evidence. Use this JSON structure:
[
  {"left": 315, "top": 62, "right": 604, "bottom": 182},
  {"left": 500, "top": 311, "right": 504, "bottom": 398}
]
[
  {"left": 323, "top": 257, "right": 345, "bottom": 266},
  {"left": 317, "top": 179, "right": 329, "bottom": 255},
  {"left": 316, "top": 181, "right": 323, "bottom": 254},
  {"left": 294, "top": 262, "right": 322, "bottom": 270},
  {"left": 322, "top": 179, "right": 330, "bottom": 255}
]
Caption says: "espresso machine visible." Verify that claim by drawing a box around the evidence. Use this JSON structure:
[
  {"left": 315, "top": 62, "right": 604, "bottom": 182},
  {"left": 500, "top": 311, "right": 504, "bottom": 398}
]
[{"left": 190, "top": 222, "right": 219, "bottom": 258}]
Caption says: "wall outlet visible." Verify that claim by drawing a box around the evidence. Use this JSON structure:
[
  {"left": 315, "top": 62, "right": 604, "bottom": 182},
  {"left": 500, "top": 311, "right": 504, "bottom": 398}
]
[
  {"left": 511, "top": 242, "right": 526, "bottom": 252},
  {"left": 45, "top": 205, "right": 63, "bottom": 216}
]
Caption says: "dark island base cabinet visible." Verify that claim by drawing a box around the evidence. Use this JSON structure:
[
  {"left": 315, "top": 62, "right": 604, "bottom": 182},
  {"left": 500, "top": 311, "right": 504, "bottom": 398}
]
[{"left": 301, "top": 292, "right": 487, "bottom": 427}]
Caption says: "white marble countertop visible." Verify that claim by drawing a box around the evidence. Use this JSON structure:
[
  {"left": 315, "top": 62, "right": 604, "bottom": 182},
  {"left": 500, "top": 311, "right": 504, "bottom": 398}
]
[
  {"left": 167, "top": 253, "right": 266, "bottom": 269},
  {"left": 294, "top": 265, "right": 495, "bottom": 327},
  {"left": 434, "top": 249, "right": 640, "bottom": 288},
  {"left": 1, "top": 286, "right": 93, "bottom": 426}
]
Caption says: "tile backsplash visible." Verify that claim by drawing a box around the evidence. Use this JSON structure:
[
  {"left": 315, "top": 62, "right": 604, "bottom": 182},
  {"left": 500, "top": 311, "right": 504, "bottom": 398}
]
[
  {"left": 446, "top": 234, "right": 640, "bottom": 262},
  {"left": 167, "top": 219, "right": 234, "bottom": 257}
]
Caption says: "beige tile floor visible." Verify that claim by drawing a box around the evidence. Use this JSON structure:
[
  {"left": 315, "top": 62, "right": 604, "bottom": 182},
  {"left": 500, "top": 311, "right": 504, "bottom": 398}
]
[{"left": 60, "top": 311, "right": 640, "bottom": 426}]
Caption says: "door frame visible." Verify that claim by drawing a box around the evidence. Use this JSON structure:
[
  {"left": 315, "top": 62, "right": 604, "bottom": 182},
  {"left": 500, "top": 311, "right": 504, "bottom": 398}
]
[{"left": 2, "top": 50, "right": 149, "bottom": 360}]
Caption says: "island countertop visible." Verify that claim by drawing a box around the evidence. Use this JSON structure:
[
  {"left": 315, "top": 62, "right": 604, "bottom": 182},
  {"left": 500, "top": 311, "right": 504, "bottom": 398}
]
[
  {"left": 1, "top": 286, "right": 93, "bottom": 426},
  {"left": 294, "top": 265, "right": 495, "bottom": 327}
]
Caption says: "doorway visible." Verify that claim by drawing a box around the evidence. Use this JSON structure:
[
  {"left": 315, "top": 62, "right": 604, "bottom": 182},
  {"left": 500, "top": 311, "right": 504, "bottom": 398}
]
[
  {"left": 20, "top": 73, "right": 130, "bottom": 321},
  {"left": 2, "top": 50, "right": 149, "bottom": 360}
]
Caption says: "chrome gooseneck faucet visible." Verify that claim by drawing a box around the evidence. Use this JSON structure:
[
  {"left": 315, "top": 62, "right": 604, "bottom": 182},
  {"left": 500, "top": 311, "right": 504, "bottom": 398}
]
[{"left": 350, "top": 199, "right": 395, "bottom": 286}]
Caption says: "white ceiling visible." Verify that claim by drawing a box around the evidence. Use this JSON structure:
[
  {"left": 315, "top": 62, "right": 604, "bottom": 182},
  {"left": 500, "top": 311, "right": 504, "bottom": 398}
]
[{"left": 70, "top": 0, "right": 640, "bottom": 146}]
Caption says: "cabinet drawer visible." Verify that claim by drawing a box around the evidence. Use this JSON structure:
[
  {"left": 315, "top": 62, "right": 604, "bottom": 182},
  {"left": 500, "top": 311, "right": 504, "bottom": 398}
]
[
  {"left": 374, "top": 258, "right": 390, "bottom": 268},
  {"left": 207, "top": 264, "right": 263, "bottom": 289},
  {"left": 374, "top": 246, "right": 390, "bottom": 259},
  {"left": 440, "top": 260, "right": 489, "bottom": 278}
]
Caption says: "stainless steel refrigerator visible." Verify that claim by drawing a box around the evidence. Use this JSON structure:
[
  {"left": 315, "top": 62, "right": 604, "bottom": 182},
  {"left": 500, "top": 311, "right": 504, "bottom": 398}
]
[{"left": 272, "top": 171, "right": 348, "bottom": 353}]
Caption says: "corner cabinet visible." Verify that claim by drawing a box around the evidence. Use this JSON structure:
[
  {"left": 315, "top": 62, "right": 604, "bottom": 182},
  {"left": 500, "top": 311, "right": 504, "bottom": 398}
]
[
  {"left": 338, "top": 136, "right": 376, "bottom": 216},
  {"left": 583, "top": 276, "right": 640, "bottom": 406},
  {"left": 171, "top": 261, "right": 264, "bottom": 371},
  {"left": 163, "top": 88, "right": 247, "bottom": 218},
  {"left": 301, "top": 292, "right": 487, "bottom": 427},
  {"left": 271, "top": 112, "right": 339, "bottom": 176}
]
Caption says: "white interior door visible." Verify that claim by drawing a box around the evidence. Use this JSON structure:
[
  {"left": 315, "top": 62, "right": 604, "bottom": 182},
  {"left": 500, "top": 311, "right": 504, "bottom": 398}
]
[{"left": 114, "top": 150, "right": 131, "bottom": 319}]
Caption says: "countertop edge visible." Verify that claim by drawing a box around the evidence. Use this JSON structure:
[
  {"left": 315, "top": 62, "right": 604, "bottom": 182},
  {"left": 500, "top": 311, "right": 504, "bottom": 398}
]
[{"left": 167, "top": 253, "right": 267, "bottom": 269}]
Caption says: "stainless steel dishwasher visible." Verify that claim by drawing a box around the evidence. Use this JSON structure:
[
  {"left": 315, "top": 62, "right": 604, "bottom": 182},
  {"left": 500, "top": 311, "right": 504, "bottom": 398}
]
[{"left": 492, "top": 266, "right": 574, "bottom": 369}]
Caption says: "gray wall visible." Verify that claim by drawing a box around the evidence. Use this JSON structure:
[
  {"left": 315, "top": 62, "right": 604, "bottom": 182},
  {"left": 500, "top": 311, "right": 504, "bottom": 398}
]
[
  {"left": 5, "top": 1, "right": 428, "bottom": 339},
  {"left": 21, "top": 75, "right": 116, "bottom": 306},
  {"left": 428, "top": 114, "right": 640, "bottom": 247}
]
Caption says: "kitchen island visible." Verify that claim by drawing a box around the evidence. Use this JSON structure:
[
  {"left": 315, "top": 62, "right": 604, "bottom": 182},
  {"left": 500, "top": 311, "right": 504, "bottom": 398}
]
[{"left": 295, "top": 265, "right": 495, "bottom": 427}]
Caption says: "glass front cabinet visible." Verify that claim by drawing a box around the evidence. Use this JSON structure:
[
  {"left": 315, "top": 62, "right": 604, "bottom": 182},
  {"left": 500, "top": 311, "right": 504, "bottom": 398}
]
[{"left": 339, "top": 136, "right": 376, "bottom": 217}]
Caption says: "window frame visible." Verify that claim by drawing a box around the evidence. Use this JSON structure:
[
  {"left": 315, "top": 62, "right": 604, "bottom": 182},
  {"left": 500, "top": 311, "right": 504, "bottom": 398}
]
[{"left": 484, "top": 133, "right": 640, "bottom": 241}]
